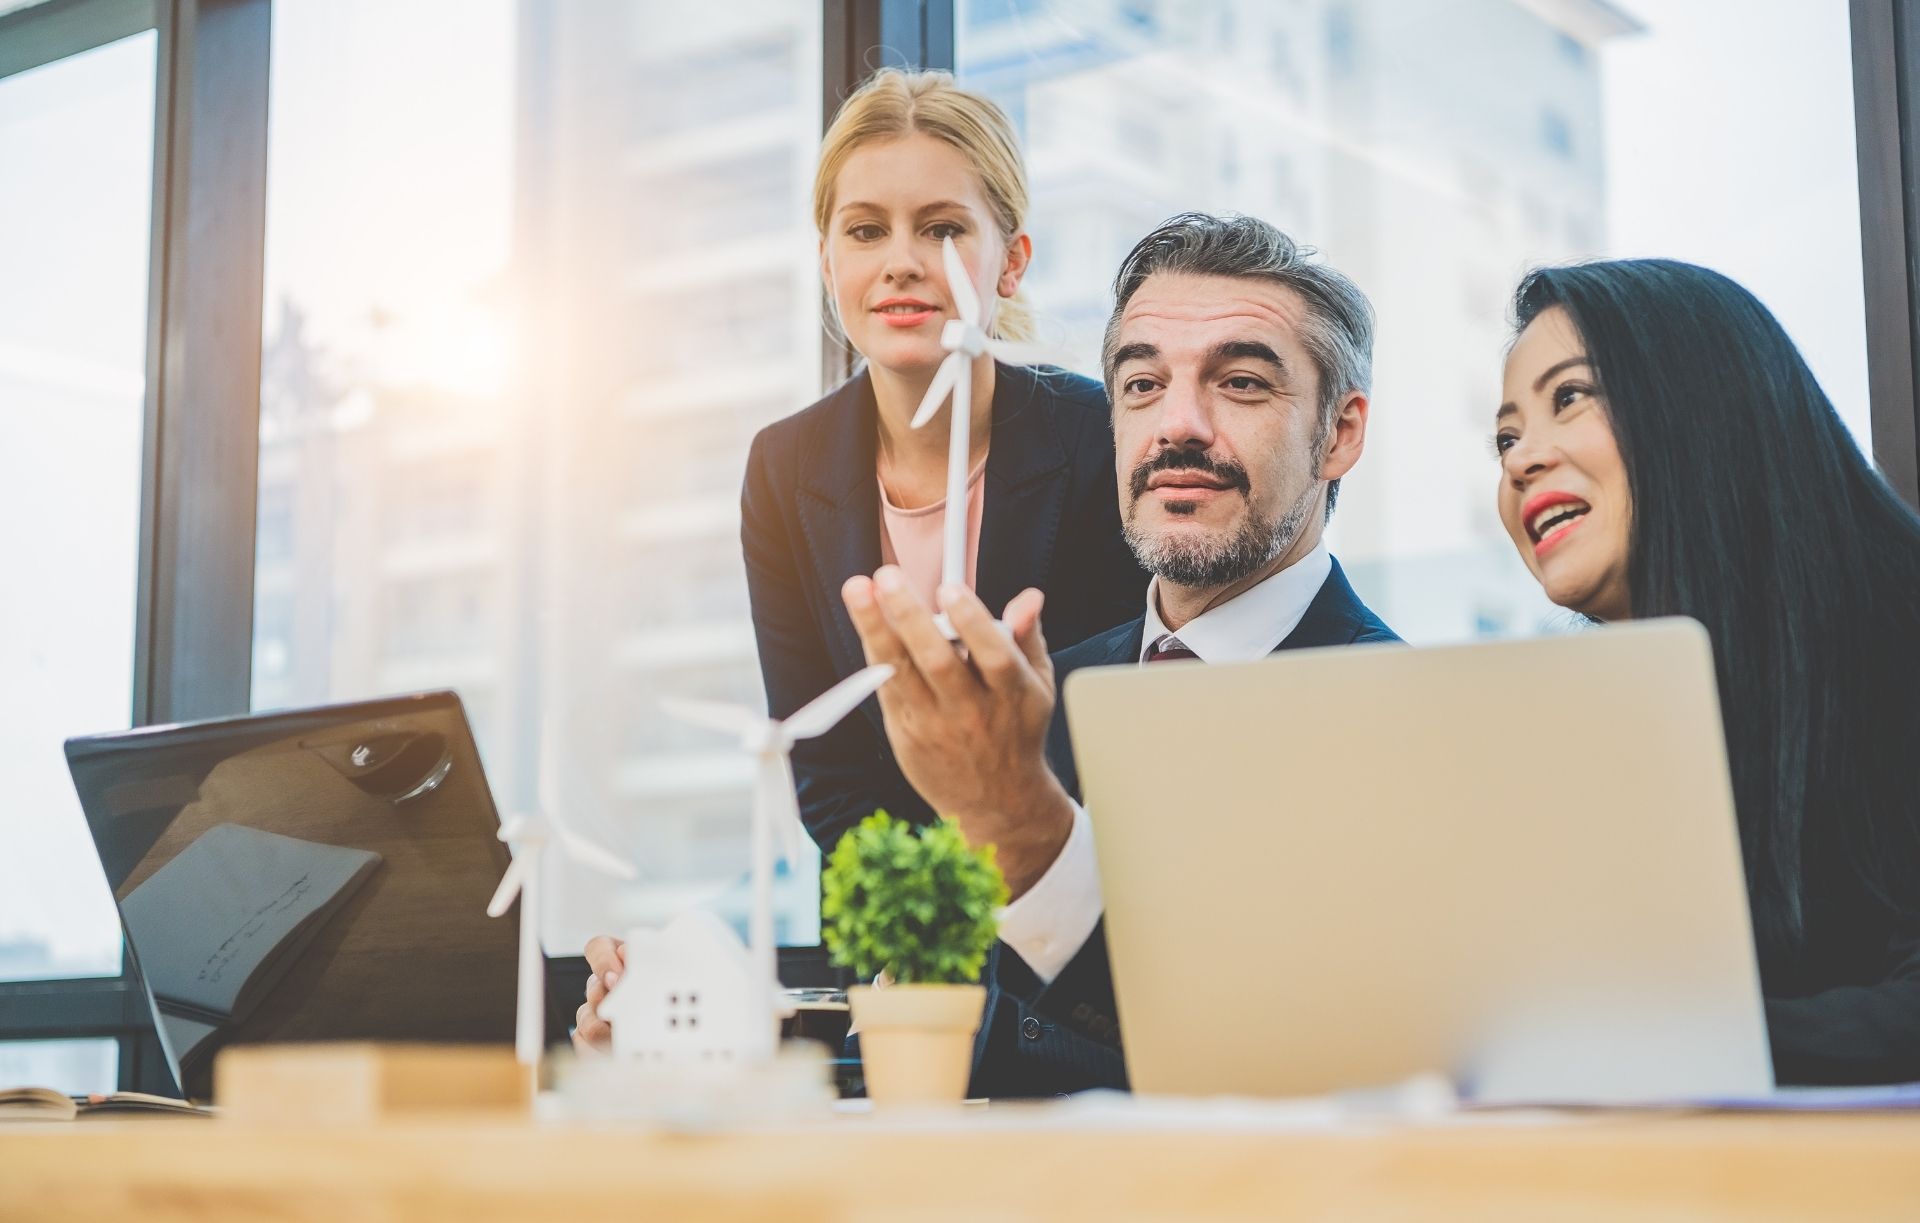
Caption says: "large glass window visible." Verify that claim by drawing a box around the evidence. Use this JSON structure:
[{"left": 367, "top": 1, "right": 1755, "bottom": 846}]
[
  {"left": 0, "top": 1039, "right": 116, "bottom": 1096},
  {"left": 957, "top": 0, "right": 1868, "bottom": 642},
  {"left": 256, "top": 1, "right": 826, "bottom": 953},
  {"left": 0, "top": 33, "right": 156, "bottom": 993}
]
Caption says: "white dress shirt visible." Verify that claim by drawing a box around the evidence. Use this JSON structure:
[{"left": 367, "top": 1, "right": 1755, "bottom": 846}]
[{"left": 996, "top": 542, "right": 1333, "bottom": 983}]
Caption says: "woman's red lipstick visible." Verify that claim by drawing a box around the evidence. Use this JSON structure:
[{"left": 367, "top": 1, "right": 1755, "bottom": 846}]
[
  {"left": 1521, "top": 490, "right": 1592, "bottom": 557},
  {"left": 874, "top": 297, "right": 937, "bottom": 328}
]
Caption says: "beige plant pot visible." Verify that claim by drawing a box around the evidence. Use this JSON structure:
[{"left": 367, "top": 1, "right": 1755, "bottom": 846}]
[{"left": 848, "top": 982, "right": 986, "bottom": 1106}]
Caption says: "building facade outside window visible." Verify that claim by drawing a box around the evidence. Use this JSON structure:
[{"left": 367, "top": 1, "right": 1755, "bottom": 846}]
[
  {"left": 254, "top": 0, "right": 826, "bottom": 952},
  {"left": 957, "top": 0, "right": 1868, "bottom": 642}
]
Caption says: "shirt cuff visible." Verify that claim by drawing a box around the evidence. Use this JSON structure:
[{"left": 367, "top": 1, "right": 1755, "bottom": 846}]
[{"left": 996, "top": 800, "right": 1104, "bottom": 985}]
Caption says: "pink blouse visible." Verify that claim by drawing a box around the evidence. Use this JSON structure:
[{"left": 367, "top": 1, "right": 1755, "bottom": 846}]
[{"left": 877, "top": 456, "right": 988, "bottom": 614}]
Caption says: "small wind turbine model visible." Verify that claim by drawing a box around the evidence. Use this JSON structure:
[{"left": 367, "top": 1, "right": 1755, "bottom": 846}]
[
  {"left": 657, "top": 664, "right": 894, "bottom": 1058},
  {"left": 910, "top": 235, "right": 1051, "bottom": 636},
  {"left": 488, "top": 724, "right": 637, "bottom": 1067}
]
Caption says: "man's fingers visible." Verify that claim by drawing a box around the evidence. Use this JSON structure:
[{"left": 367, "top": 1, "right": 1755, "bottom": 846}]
[
  {"left": 843, "top": 575, "right": 935, "bottom": 709},
  {"left": 573, "top": 1001, "right": 611, "bottom": 1053},
  {"left": 583, "top": 935, "right": 625, "bottom": 985},
  {"left": 1003, "top": 587, "right": 1051, "bottom": 673},
  {"left": 842, "top": 575, "right": 908, "bottom": 667},
  {"left": 579, "top": 938, "right": 621, "bottom": 1054},
  {"left": 873, "top": 566, "right": 975, "bottom": 703},
  {"left": 941, "top": 582, "right": 1027, "bottom": 693}
]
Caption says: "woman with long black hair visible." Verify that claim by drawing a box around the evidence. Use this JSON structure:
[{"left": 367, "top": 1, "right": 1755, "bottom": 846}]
[{"left": 1492, "top": 258, "right": 1920, "bottom": 1085}]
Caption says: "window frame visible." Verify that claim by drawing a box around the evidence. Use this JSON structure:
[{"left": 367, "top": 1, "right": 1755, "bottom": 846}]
[
  {"left": 1852, "top": 0, "right": 1920, "bottom": 507},
  {"left": 0, "top": 0, "right": 270, "bottom": 1093}
]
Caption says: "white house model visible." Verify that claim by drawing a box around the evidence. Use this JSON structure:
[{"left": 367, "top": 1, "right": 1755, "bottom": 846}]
[{"left": 597, "top": 910, "right": 778, "bottom": 1066}]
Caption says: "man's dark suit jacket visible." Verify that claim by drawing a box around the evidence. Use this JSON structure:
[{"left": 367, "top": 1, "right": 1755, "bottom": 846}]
[
  {"left": 741, "top": 362, "right": 1149, "bottom": 851},
  {"left": 968, "top": 557, "right": 1400, "bottom": 1097}
]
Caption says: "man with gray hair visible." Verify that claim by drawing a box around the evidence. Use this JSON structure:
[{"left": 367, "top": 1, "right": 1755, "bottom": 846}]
[{"left": 840, "top": 212, "right": 1400, "bottom": 1094}]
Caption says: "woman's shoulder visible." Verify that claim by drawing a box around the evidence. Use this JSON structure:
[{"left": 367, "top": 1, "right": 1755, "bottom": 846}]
[
  {"left": 1018, "top": 364, "right": 1109, "bottom": 417},
  {"left": 1004, "top": 364, "right": 1114, "bottom": 465},
  {"left": 753, "top": 371, "right": 869, "bottom": 452},
  {"left": 746, "top": 372, "right": 877, "bottom": 495}
]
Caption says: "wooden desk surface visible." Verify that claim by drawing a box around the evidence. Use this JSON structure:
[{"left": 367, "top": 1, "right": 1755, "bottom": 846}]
[{"left": 4, "top": 1109, "right": 1919, "bottom": 1221}]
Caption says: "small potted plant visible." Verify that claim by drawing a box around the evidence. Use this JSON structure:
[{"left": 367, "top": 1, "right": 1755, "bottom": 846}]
[{"left": 822, "top": 810, "right": 1007, "bottom": 1105}]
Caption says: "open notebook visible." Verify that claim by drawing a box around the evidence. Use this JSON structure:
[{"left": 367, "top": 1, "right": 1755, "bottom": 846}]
[{"left": 0, "top": 1087, "right": 211, "bottom": 1121}]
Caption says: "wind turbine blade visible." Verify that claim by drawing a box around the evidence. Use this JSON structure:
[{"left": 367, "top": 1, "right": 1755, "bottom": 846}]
[
  {"left": 535, "top": 740, "right": 634, "bottom": 881},
  {"left": 555, "top": 824, "right": 638, "bottom": 881},
  {"left": 661, "top": 697, "right": 762, "bottom": 739},
  {"left": 774, "top": 756, "right": 806, "bottom": 869},
  {"left": 909, "top": 358, "right": 960, "bottom": 429},
  {"left": 942, "top": 235, "right": 980, "bottom": 324},
  {"left": 746, "top": 765, "right": 779, "bottom": 982},
  {"left": 754, "top": 754, "right": 800, "bottom": 862},
  {"left": 495, "top": 814, "right": 531, "bottom": 843},
  {"left": 486, "top": 857, "right": 530, "bottom": 918},
  {"left": 941, "top": 357, "right": 971, "bottom": 592},
  {"left": 782, "top": 664, "right": 895, "bottom": 740}
]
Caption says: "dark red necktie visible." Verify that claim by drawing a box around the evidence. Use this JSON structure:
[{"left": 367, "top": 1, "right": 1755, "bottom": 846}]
[{"left": 1145, "top": 636, "right": 1197, "bottom": 663}]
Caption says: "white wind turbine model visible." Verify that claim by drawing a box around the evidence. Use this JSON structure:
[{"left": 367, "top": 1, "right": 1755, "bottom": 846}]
[
  {"left": 909, "top": 235, "right": 1051, "bottom": 636},
  {"left": 488, "top": 723, "right": 638, "bottom": 1067},
  {"left": 662, "top": 664, "right": 895, "bottom": 1055}
]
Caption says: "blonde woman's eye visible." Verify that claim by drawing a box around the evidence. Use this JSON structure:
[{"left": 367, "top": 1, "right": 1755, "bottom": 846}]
[
  {"left": 848, "top": 223, "right": 884, "bottom": 242},
  {"left": 928, "top": 221, "right": 965, "bottom": 240}
]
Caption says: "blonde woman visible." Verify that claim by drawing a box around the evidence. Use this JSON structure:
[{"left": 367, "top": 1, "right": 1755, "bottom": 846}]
[
  {"left": 742, "top": 69, "right": 1145, "bottom": 850},
  {"left": 573, "top": 70, "right": 1143, "bottom": 1053}
]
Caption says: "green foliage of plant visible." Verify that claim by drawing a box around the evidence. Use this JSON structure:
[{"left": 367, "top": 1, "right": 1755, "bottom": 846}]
[{"left": 821, "top": 810, "right": 1008, "bottom": 985}]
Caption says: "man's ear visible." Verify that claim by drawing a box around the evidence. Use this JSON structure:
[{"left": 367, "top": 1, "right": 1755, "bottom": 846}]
[
  {"left": 999, "top": 232, "right": 1033, "bottom": 299},
  {"left": 1319, "top": 391, "right": 1369, "bottom": 482}
]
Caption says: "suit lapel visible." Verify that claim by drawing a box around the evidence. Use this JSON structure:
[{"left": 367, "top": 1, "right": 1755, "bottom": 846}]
[
  {"left": 975, "top": 364, "right": 1070, "bottom": 616},
  {"left": 1274, "top": 558, "right": 1368, "bottom": 652},
  {"left": 795, "top": 372, "right": 884, "bottom": 728},
  {"left": 1102, "top": 617, "right": 1145, "bottom": 666},
  {"left": 795, "top": 365, "right": 1078, "bottom": 732}
]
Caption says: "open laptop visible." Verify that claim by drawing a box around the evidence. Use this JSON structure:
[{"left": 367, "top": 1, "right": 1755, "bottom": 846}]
[
  {"left": 1061, "top": 618, "right": 1773, "bottom": 1104},
  {"left": 65, "top": 691, "right": 517, "bottom": 1100}
]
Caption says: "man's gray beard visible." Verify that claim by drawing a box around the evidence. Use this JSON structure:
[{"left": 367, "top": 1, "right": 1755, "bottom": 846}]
[{"left": 1124, "top": 481, "right": 1320, "bottom": 587}]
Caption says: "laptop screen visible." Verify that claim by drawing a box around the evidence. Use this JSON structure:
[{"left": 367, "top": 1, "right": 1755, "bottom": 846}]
[{"left": 65, "top": 691, "right": 517, "bottom": 1100}]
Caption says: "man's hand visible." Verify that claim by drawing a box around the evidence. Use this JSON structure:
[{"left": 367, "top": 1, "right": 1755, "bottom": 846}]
[
  {"left": 841, "top": 566, "right": 1074, "bottom": 898},
  {"left": 571, "top": 934, "right": 625, "bottom": 1054}
]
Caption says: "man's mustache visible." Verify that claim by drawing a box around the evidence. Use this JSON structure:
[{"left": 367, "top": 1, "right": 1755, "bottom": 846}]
[{"left": 1128, "top": 448, "right": 1253, "bottom": 499}]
